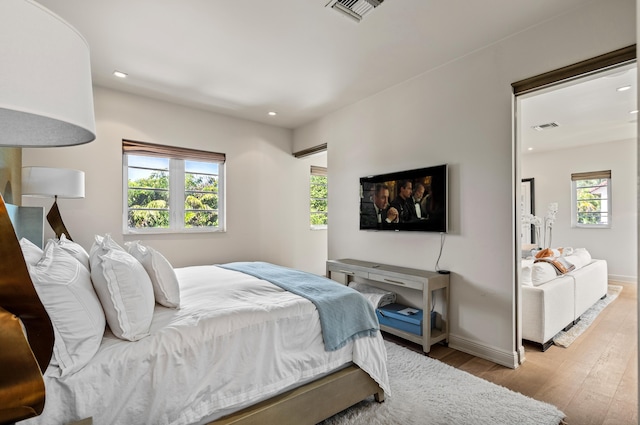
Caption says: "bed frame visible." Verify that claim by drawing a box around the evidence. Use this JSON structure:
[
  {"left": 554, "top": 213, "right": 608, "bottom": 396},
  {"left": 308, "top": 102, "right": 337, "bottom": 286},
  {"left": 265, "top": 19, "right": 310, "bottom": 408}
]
[{"left": 211, "top": 365, "right": 384, "bottom": 425}]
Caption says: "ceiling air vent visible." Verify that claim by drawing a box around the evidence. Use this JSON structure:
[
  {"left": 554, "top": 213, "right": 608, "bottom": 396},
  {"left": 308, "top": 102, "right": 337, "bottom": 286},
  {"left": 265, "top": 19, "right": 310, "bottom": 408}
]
[
  {"left": 326, "top": 0, "right": 384, "bottom": 22},
  {"left": 532, "top": 122, "right": 560, "bottom": 131}
]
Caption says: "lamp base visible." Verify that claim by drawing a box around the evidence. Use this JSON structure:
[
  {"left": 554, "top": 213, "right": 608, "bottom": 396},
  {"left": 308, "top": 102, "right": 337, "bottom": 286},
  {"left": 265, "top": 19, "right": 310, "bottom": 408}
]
[
  {"left": 0, "top": 196, "right": 53, "bottom": 424},
  {"left": 47, "top": 197, "right": 73, "bottom": 241}
]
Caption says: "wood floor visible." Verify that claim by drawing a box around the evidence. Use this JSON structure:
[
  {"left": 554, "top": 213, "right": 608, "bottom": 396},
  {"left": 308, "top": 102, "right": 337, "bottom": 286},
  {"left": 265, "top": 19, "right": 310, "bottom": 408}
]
[{"left": 389, "top": 281, "right": 638, "bottom": 425}]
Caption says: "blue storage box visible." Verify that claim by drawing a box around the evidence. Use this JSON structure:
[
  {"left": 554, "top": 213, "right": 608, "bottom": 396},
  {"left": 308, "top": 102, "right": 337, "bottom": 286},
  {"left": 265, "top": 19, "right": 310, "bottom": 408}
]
[{"left": 376, "top": 303, "right": 423, "bottom": 336}]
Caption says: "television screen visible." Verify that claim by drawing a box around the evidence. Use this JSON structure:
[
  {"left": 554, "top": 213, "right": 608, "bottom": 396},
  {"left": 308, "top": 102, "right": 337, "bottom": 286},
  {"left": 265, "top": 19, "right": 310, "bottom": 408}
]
[{"left": 359, "top": 164, "right": 447, "bottom": 232}]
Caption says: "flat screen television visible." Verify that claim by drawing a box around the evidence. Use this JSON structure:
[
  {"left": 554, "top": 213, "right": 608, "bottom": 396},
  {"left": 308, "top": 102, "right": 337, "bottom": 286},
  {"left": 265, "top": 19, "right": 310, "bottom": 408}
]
[{"left": 360, "top": 164, "right": 447, "bottom": 233}]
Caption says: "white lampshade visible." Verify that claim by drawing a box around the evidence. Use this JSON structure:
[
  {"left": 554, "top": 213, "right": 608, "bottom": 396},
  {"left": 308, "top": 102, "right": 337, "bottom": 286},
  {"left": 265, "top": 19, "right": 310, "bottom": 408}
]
[
  {"left": 0, "top": 0, "right": 96, "bottom": 147},
  {"left": 22, "top": 167, "right": 85, "bottom": 199}
]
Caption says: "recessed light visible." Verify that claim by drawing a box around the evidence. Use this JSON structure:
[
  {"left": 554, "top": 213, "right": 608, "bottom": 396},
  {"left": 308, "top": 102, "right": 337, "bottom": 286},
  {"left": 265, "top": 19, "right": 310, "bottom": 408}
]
[
  {"left": 617, "top": 85, "right": 632, "bottom": 92},
  {"left": 113, "top": 70, "right": 128, "bottom": 78},
  {"left": 630, "top": 110, "right": 638, "bottom": 114},
  {"left": 527, "top": 147, "right": 534, "bottom": 151},
  {"left": 268, "top": 111, "right": 277, "bottom": 116}
]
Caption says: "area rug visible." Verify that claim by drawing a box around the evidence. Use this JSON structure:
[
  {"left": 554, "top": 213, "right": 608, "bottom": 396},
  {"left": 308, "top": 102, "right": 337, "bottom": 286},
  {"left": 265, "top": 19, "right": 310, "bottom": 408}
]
[
  {"left": 552, "top": 284, "right": 623, "bottom": 348},
  {"left": 320, "top": 340, "right": 565, "bottom": 425}
]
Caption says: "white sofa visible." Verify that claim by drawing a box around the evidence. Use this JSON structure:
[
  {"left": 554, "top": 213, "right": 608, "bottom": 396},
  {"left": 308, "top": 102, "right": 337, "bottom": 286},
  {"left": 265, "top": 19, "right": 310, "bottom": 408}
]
[{"left": 521, "top": 248, "right": 608, "bottom": 351}]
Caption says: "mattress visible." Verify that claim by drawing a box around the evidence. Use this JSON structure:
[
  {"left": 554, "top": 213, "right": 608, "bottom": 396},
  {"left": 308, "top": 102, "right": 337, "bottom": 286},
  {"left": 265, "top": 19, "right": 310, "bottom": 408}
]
[{"left": 20, "top": 264, "right": 389, "bottom": 425}]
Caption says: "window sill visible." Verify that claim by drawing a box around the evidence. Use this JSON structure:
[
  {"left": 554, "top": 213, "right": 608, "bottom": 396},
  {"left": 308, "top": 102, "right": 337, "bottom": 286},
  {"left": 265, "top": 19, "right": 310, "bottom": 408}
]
[
  {"left": 572, "top": 224, "right": 611, "bottom": 229},
  {"left": 123, "top": 227, "right": 226, "bottom": 235}
]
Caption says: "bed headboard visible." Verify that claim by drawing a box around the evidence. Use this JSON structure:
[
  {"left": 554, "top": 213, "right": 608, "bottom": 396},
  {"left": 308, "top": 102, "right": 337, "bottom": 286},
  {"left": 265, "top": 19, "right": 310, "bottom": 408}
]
[{"left": 6, "top": 203, "right": 45, "bottom": 249}]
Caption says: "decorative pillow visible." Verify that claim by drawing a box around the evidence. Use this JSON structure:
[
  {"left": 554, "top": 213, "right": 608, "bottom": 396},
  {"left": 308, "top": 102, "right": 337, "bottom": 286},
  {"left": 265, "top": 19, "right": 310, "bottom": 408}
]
[
  {"left": 89, "top": 233, "right": 126, "bottom": 256},
  {"left": 29, "top": 241, "right": 105, "bottom": 376},
  {"left": 125, "top": 241, "right": 180, "bottom": 308},
  {"left": 564, "top": 248, "right": 592, "bottom": 270},
  {"left": 55, "top": 233, "right": 90, "bottom": 271},
  {"left": 530, "top": 262, "right": 558, "bottom": 286},
  {"left": 90, "top": 236, "right": 155, "bottom": 341},
  {"left": 521, "top": 259, "right": 534, "bottom": 286},
  {"left": 534, "top": 248, "right": 562, "bottom": 259},
  {"left": 20, "top": 237, "right": 44, "bottom": 266}
]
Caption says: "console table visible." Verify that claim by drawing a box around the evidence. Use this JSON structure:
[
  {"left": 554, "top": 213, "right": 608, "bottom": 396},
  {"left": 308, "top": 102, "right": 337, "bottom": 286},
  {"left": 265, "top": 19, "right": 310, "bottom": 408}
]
[{"left": 326, "top": 259, "right": 449, "bottom": 353}]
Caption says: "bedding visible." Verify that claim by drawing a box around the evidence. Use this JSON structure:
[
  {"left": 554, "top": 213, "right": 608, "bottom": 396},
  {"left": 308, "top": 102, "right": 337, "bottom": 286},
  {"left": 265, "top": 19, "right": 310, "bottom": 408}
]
[
  {"left": 20, "top": 263, "right": 389, "bottom": 425},
  {"left": 28, "top": 241, "right": 105, "bottom": 377},
  {"left": 219, "top": 261, "right": 379, "bottom": 351},
  {"left": 125, "top": 240, "right": 181, "bottom": 308},
  {"left": 89, "top": 235, "right": 155, "bottom": 341}
]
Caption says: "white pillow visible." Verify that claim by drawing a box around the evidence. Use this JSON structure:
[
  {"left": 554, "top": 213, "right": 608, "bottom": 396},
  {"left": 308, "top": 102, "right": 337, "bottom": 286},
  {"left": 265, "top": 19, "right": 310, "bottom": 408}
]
[
  {"left": 564, "top": 248, "right": 592, "bottom": 270},
  {"left": 89, "top": 233, "right": 126, "bottom": 256},
  {"left": 55, "top": 234, "right": 90, "bottom": 271},
  {"left": 29, "top": 241, "right": 105, "bottom": 376},
  {"left": 90, "top": 236, "right": 155, "bottom": 341},
  {"left": 521, "top": 259, "right": 534, "bottom": 286},
  {"left": 20, "top": 237, "right": 43, "bottom": 266},
  {"left": 125, "top": 241, "right": 180, "bottom": 308},
  {"left": 531, "top": 262, "right": 558, "bottom": 286}
]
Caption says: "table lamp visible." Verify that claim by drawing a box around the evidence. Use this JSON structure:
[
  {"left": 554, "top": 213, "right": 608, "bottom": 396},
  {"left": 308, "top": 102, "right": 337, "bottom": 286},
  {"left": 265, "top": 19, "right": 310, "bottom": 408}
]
[
  {"left": 22, "top": 167, "right": 85, "bottom": 241},
  {"left": 0, "top": 0, "right": 96, "bottom": 423}
]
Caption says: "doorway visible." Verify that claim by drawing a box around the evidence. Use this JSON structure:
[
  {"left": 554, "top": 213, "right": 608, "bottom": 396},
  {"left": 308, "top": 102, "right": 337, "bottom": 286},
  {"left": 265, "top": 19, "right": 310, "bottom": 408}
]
[{"left": 512, "top": 45, "right": 637, "bottom": 358}]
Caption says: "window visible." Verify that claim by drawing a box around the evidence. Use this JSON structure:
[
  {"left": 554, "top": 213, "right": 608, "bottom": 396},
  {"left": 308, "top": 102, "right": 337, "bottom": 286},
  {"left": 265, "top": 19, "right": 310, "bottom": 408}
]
[
  {"left": 310, "top": 166, "right": 327, "bottom": 229},
  {"left": 571, "top": 170, "right": 611, "bottom": 228},
  {"left": 122, "top": 140, "right": 225, "bottom": 233}
]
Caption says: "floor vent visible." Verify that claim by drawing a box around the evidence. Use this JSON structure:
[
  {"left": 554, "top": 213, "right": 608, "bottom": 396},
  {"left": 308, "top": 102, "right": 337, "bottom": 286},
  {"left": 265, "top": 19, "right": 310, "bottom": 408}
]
[{"left": 326, "top": 0, "right": 384, "bottom": 22}]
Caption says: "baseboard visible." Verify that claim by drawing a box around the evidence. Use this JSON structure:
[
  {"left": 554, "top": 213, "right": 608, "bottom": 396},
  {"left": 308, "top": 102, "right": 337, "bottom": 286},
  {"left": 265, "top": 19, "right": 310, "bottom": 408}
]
[
  {"left": 608, "top": 274, "right": 637, "bottom": 284},
  {"left": 517, "top": 345, "right": 526, "bottom": 365},
  {"left": 448, "top": 334, "right": 519, "bottom": 369}
]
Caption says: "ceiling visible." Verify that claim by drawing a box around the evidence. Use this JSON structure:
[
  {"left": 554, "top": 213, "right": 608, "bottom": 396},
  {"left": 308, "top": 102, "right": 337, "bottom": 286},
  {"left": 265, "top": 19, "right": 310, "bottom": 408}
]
[
  {"left": 519, "top": 62, "right": 637, "bottom": 153},
  {"left": 36, "top": 0, "right": 601, "bottom": 131}
]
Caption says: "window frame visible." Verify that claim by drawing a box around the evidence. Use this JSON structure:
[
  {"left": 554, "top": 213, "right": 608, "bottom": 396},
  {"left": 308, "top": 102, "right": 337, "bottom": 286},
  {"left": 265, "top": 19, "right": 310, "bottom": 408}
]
[
  {"left": 310, "top": 165, "right": 328, "bottom": 230},
  {"left": 122, "top": 140, "right": 225, "bottom": 235},
  {"left": 570, "top": 170, "right": 611, "bottom": 229}
]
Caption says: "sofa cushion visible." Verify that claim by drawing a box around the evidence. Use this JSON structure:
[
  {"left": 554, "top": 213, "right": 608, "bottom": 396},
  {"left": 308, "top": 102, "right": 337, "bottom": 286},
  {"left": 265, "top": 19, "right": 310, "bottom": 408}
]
[
  {"left": 521, "top": 259, "right": 534, "bottom": 286},
  {"left": 531, "top": 262, "right": 558, "bottom": 286},
  {"left": 563, "top": 248, "right": 592, "bottom": 270}
]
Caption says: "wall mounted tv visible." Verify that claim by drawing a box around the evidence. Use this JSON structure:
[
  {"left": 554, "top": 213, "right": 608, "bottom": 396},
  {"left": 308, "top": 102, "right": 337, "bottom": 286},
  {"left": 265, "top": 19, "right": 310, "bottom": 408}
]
[{"left": 360, "top": 164, "right": 448, "bottom": 233}]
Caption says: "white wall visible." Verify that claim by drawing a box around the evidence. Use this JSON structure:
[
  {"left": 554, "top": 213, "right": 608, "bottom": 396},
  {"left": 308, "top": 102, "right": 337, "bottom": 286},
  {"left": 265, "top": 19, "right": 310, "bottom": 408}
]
[
  {"left": 522, "top": 139, "right": 637, "bottom": 282},
  {"left": 294, "top": 0, "right": 636, "bottom": 366},
  {"left": 23, "top": 86, "right": 327, "bottom": 274}
]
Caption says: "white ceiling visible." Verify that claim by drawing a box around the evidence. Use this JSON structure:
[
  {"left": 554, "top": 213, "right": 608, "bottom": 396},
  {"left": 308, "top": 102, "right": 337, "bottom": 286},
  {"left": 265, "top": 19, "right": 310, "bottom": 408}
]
[
  {"left": 519, "top": 62, "right": 637, "bottom": 153},
  {"left": 36, "top": 0, "right": 601, "bottom": 131}
]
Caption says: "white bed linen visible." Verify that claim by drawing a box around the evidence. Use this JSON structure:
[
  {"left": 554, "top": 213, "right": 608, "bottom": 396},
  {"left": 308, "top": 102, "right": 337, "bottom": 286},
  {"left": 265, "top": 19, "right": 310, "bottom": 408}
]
[{"left": 21, "top": 265, "right": 389, "bottom": 425}]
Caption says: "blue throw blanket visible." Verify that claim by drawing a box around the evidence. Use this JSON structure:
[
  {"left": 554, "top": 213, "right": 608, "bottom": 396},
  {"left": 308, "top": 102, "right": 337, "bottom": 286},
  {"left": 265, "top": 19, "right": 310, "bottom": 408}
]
[{"left": 219, "top": 262, "right": 379, "bottom": 351}]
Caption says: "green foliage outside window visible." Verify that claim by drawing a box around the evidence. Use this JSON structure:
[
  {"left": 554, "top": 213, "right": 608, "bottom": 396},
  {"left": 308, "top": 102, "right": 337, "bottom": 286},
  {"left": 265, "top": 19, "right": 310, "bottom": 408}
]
[
  {"left": 575, "top": 178, "right": 608, "bottom": 225},
  {"left": 128, "top": 171, "right": 170, "bottom": 228},
  {"left": 184, "top": 172, "right": 219, "bottom": 227},
  {"left": 310, "top": 174, "right": 328, "bottom": 226},
  {"left": 128, "top": 170, "right": 218, "bottom": 229}
]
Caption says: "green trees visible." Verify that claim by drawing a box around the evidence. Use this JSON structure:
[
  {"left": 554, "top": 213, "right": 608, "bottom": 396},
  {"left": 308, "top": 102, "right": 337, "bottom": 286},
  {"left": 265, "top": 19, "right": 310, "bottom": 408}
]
[
  {"left": 127, "top": 171, "right": 218, "bottom": 229},
  {"left": 576, "top": 179, "right": 607, "bottom": 225},
  {"left": 127, "top": 171, "right": 170, "bottom": 228},
  {"left": 184, "top": 173, "right": 218, "bottom": 227},
  {"left": 310, "top": 174, "right": 328, "bottom": 226}
]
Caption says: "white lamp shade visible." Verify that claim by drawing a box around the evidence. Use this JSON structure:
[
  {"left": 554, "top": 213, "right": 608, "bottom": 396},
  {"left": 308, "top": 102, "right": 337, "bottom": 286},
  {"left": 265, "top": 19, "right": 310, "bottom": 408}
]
[
  {"left": 0, "top": 0, "right": 96, "bottom": 147},
  {"left": 22, "top": 167, "right": 85, "bottom": 199}
]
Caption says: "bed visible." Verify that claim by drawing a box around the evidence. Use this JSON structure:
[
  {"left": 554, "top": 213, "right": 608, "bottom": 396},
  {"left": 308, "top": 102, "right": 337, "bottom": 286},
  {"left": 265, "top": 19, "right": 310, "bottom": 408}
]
[{"left": 12, "top": 225, "right": 388, "bottom": 425}]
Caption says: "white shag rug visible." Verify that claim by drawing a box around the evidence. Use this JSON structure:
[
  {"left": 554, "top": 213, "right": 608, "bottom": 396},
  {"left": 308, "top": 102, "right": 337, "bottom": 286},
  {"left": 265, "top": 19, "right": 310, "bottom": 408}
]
[
  {"left": 320, "top": 341, "right": 565, "bottom": 425},
  {"left": 553, "top": 284, "right": 622, "bottom": 348}
]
